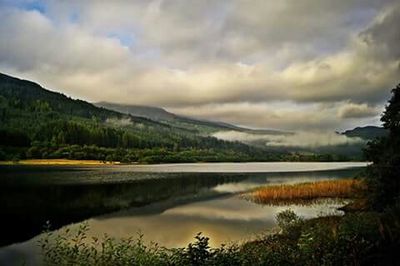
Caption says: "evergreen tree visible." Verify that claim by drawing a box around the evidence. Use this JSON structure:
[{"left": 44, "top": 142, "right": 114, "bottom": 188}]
[{"left": 365, "top": 84, "right": 400, "bottom": 210}]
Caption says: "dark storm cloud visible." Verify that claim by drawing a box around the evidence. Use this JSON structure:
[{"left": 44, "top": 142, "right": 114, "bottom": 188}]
[{"left": 0, "top": 0, "right": 398, "bottom": 129}]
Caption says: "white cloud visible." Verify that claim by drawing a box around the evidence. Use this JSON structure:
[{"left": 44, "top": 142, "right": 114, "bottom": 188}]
[
  {"left": 337, "top": 102, "right": 379, "bottom": 119},
  {"left": 212, "top": 131, "right": 364, "bottom": 148},
  {"left": 0, "top": 1, "right": 399, "bottom": 130},
  {"left": 169, "top": 102, "right": 379, "bottom": 130}
]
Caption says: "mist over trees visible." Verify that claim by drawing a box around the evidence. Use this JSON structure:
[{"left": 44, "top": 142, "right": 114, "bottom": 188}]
[
  {"left": 0, "top": 73, "right": 281, "bottom": 163},
  {"left": 0, "top": 73, "right": 366, "bottom": 163}
]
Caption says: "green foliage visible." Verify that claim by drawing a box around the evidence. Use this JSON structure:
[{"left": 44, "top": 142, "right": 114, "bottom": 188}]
[
  {"left": 381, "top": 84, "right": 400, "bottom": 133},
  {"left": 186, "top": 233, "right": 211, "bottom": 265},
  {"left": 40, "top": 223, "right": 166, "bottom": 266},
  {"left": 0, "top": 72, "right": 359, "bottom": 163},
  {"left": 276, "top": 209, "right": 304, "bottom": 239},
  {"left": 40, "top": 225, "right": 241, "bottom": 266},
  {"left": 364, "top": 83, "right": 400, "bottom": 210},
  {"left": 0, "top": 128, "right": 30, "bottom": 147},
  {"left": 0, "top": 71, "right": 283, "bottom": 163},
  {"left": 40, "top": 208, "right": 400, "bottom": 266},
  {"left": 0, "top": 148, "right": 5, "bottom": 160},
  {"left": 11, "top": 154, "right": 20, "bottom": 164}
]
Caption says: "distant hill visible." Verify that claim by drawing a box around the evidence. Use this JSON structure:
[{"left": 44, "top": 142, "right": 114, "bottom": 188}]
[
  {"left": 96, "top": 102, "right": 177, "bottom": 121},
  {"left": 342, "top": 126, "right": 388, "bottom": 140},
  {"left": 96, "top": 101, "right": 286, "bottom": 135},
  {"left": 0, "top": 72, "right": 284, "bottom": 163},
  {"left": 0, "top": 72, "right": 371, "bottom": 162},
  {"left": 0, "top": 73, "right": 172, "bottom": 128}
]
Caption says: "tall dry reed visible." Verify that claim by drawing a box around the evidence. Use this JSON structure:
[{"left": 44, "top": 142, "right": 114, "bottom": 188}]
[{"left": 247, "top": 179, "right": 365, "bottom": 205}]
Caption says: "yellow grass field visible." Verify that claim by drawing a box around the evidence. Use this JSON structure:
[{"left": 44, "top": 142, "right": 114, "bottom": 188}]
[
  {"left": 246, "top": 179, "right": 366, "bottom": 205},
  {"left": 0, "top": 159, "right": 120, "bottom": 166}
]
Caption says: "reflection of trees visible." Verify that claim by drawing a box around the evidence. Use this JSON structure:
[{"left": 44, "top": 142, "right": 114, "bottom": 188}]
[
  {"left": 0, "top": 172, "right": 246, "bottom": 247},
  {"left": 0, "top": 167, "right": 362, "bottom": 247}
]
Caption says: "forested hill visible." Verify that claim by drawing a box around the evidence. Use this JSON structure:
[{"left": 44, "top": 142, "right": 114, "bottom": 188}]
[
  {"left": 96, "top": 102, "right": 177, "bottom": 122},
  {"left": 0, "top": 73, "right": 175, "bottom": 128},
  {"left": 96, "top": 101, "right": 286, "bottom": 135},
  {"left": 342, "top": 126, "right": 388, "bottom": 140},
  {"left": 0, "top": 72, "right": 288, "bottom": 163},
  {"left": 0, "top": 73, "right": 361, "bottom": 162}
]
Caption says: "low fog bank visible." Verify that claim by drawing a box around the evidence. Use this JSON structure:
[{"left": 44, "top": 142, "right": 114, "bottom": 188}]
[
  {"left": 105, "top": 117, "right": 132, "bottom": 126},
  {"left": 212, "top": 131, "right": 365, "bottom": 149}
]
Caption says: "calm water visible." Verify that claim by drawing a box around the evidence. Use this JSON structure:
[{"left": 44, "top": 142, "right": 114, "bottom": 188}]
[{"left": 0, "top": 162, "right": 367, "bottom": 265}]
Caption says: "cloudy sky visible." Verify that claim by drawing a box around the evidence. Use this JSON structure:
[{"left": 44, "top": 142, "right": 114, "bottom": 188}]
[{"left": 0, "top": 0, "right": 399, "bottom": 131}]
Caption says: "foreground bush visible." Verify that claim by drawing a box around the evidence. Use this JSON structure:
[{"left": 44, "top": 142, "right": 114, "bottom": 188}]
[{"left": 40, "top": 207, "right": 400, "bottom": 266}]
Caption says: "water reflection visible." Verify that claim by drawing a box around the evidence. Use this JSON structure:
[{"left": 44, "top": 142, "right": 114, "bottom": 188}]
[
  {"left": 0, "top": 172, "right": 246, "bottom": 247},
  {"left": 0, "top": 163, "right": 365, "bottom": 266},
  {"left": 0, "top": 165, "right": 362, "bottom": 247},
  {"left": 212, "top": 170, "right": 359, "bottom": 193},
  {"left": 86, "top": 195, "right": 345, "bottom": 248}
]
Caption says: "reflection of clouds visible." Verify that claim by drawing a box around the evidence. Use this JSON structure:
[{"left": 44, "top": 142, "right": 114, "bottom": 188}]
[
  {"left": 0, "top": 193, "right": 347, "bottom": 265},
  {"left": 124, "top": 162, "right": 368, "bottom": 173},
  {"left": 265, "top": 176, "right": 337, "bottom": 185},
  {"left": 88, "top": 212, "right": 270, "bottom": 248},
  {"left": 0, "top": 168, "right": 356, "bottom": 265},
  {"left": 79, "top": 171, "right": 353, "bottom": 248},
  {"left": 86, "top": 196, "right": 344, "bottom": 248},
  {"left": 212, "top": 182, "right": 262, "bottom": 193},
  {"left": 212, "top": 174, "right": 349, "bottom": 193},
  {"left": 165, "top": 196, "right": 274, "bottom": 221}
]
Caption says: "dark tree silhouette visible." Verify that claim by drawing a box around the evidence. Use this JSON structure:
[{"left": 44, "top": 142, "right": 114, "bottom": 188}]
[
  {"left": 365, "top": 84, "right": 400, "bottom": 210},
  {"left": 381, "top": 84, "right": 400, "bottom": 134}
]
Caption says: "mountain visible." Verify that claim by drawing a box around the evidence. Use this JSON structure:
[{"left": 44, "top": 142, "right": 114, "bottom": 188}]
[
  {"left": 96, "top": 102, "right": 177, "bottom": 121},
  {"left": 96, "top": 101, "right": 286, "bottom": 135},
  {"left": 0, "top": 72, "right": 284, "bottom": 163},
  {"left": 0, "top": 72, "right": 369, "bottom": 162},
  {"left": 342, "top": 126, "right": 388, "bottom": 140}
]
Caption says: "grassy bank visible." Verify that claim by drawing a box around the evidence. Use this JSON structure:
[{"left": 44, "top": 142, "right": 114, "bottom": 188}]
[
  {"left": 245, "top": 179, "right": 366, "bottom": 205},
  {"left": 0, "top": 159, "right": 121, "bottom": 166}
]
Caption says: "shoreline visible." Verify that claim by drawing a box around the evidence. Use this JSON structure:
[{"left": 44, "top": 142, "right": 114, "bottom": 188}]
[
  {"left": 0, "top": 159, "right": 121, "bottom": 166},
  {"left": 0, "top": 159, "right": 369, "bottom": 167}
]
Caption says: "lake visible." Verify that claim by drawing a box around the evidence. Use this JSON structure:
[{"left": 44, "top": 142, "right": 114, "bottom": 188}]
[{"left": 0, "top": 162, "right": 367, "bottom": 265}]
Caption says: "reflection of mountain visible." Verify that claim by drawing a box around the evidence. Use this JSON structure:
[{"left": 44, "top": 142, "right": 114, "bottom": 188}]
[
  {"left": 0, "top": 166, "right": 362, "bottom": 247},
  {"left": 0, "top": 168, "right": 246, "bottom": 247},
  {"left": 101, "top": 168, "right": 361, "bottom": 219}
]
